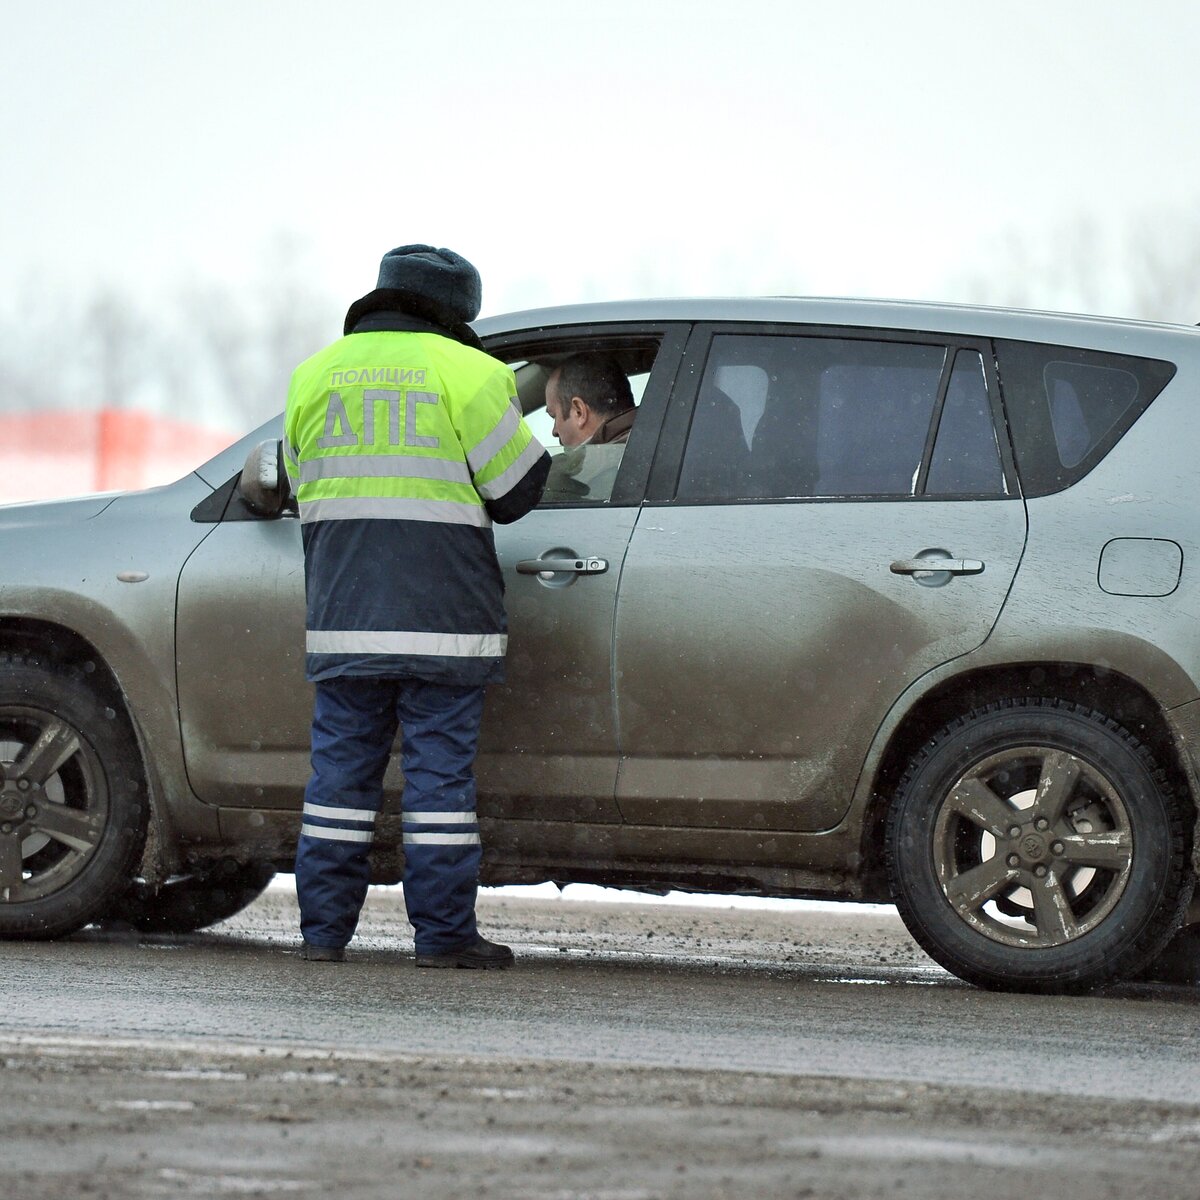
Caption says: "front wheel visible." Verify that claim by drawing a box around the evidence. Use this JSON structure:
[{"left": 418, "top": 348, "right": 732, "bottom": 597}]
[
  {"left": 0, "top": 654, "right": 148, "bottom": 938},
  {"left": 885, "top": 699, "right": 1192, "bottom": 993}
]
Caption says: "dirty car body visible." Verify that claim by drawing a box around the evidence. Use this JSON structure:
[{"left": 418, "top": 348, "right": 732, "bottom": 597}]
[{"left": 1, "top": 297, "right": 1198, "bottom": 992}]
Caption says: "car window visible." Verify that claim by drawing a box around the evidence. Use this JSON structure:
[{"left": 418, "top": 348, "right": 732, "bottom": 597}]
[
  {"left": 523, "top": 371, "right": 649, "bottom": 451},
  {"left": 994, "top": 340, "right": 1176, "bottom": 496},
  {"left": 676, "top": 334, "right": 948, "bottom": 501},
  {"left": 925, "top": 350, "right": 1007, "bottom": 496},
  {"left": 511, "top": 349, "right": 655, "bottom": 506},
  {"left": 1045, "top": 361, "right": 1138, "bottom": 468}
]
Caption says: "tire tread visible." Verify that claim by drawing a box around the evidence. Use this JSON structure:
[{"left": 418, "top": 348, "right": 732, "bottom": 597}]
[{"left": 884, "top": 697, "right": 1192, "bottom": 993}]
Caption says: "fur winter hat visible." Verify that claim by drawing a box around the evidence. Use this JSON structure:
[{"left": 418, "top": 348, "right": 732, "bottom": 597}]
[{"left": 344, "top": 244, "right": 482, "bottom": 335}]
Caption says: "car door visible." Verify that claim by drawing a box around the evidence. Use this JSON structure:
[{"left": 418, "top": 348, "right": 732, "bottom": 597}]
[
  {"left": 472, "top": 324, "right": 686, "bottom": 863},
  {"left": 175, "top": 326, "right": 688, "bottom": 861},
  {"left": 613, "top": 324, "right": 1028, "bottom": 841}
]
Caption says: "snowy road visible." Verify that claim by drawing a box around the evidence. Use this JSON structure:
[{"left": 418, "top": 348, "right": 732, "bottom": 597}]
[{"left": 3, "top": 889, "right": 1200, "bottom": 1198}]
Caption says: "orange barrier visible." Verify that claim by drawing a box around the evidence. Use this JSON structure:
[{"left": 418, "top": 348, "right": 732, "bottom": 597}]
[{"left": 0, "top": 410, "right": 239, "bottom": 503}]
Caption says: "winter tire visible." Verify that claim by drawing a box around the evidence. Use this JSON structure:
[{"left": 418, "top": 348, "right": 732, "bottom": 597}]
[
  {"left": 885, "top": 699, "right": 1191, "bottom": 993},
  {"left": 103, "top": 860, "right": 276, "bottom": 934},
  {"left": 0, "top": 654, "right": 148, "bottom": 939}
]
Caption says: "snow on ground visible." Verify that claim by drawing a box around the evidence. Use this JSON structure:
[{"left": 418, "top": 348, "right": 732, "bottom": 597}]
[{"left": 267, "top": 873, "right": 892, "bottom": 916}]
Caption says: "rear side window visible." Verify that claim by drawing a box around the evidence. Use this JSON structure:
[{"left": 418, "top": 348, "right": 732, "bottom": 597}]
[
  {"left": 995, "top": 341, "right": 1175, "bottom": 496},
  {"left": 676, "top": 334, "right": 948, "bottom": 500}
]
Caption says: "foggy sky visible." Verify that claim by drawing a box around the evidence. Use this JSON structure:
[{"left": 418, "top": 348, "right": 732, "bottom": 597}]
[{"left": 5, "top": 0, "right": 1200, "bottom": 319}]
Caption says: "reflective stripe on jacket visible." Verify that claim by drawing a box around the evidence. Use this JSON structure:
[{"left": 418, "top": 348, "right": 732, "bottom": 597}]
[{"left": 284, "top": 327, "right": 549, "bottom": 685}]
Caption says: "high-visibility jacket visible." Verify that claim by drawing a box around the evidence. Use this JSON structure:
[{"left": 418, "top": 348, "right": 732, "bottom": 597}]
[{"left": 283, "top": 319, "right": 549, "bottom": 686}]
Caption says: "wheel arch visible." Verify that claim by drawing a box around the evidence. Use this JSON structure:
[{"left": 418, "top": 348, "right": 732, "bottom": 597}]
[
  {"left": 0, "top": 617, "right": 181, "bottom": 881},
  {"left": 857, "top": 661, "right": 1198, "bottom": 900},
  {"left": 0, "top": 618, "right": 129, "bottom": 708}
]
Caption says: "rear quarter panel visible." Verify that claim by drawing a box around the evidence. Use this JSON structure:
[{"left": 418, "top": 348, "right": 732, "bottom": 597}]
[{"left": 983, "top": 333, "right": 1200, "bottom": 704}]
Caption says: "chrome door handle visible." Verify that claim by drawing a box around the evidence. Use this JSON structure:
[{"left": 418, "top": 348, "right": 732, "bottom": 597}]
[
  {"left": 516, "top": 556, "right": 609, "bottom": 575},
  {"left": 890, "top": 558, "right": 984, "bottom": 575}
]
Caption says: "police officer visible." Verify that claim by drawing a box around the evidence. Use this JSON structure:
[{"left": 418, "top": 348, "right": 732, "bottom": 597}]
[{"left": 283, "top": 245, "right": 550, "bottom": 968}]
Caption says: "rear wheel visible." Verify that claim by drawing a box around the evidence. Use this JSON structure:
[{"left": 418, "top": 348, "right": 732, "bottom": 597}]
[
  {"left": 0, "top": 654, "right": 148, "bottom": 938},
  {"left": 885, "top": 699, "right": 1191, "bottom": 993}
]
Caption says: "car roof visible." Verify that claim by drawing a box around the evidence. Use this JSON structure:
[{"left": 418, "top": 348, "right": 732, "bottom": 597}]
[{"left": 474, "top": 296, "right": 1200, "bottom": 358}]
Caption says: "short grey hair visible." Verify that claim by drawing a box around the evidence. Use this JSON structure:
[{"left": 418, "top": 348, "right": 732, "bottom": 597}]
[{"left": 554, "top": 353, "right": 634, "bottom": 421}]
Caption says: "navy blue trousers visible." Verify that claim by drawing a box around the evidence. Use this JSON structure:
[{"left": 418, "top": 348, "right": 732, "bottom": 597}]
[{"left": 294, "top": 677, "right": 486, "bottom": 955}]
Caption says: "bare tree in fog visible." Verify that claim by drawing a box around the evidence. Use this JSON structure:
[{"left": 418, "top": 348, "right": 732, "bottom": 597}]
[
  {"left": 178, "top": 281, "right": 260, "bottom": 427},
  {"left": 87, "top": 290, "right": 147, "bottom": 411},
  {"left": 1125, "top": 213, "right": 1200, "bottom": 323},
  {"left": 0, "top": 279, "right": 105, "bottom": 414},
  {"left": 178, "top": 233, "right": 335, "bottom": 430},
  {"left": 0, "top": 235, "right": 337, "bottom": 429},
  {"left": 952, "top": 206, "right": 1200, "bottom": 323}
]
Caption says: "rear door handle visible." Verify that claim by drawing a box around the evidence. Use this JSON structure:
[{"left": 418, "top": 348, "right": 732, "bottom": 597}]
[
  {"left": 516, "top": 556, "right": 609, "bottom": 575},
  {"left": 890, "top": 558, "right": 984, "bottom": 575}
]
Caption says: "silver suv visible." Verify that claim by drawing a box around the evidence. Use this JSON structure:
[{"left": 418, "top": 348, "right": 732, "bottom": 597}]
[{"left": 1, "top": 298, "right": 1196, "bottom": 993}]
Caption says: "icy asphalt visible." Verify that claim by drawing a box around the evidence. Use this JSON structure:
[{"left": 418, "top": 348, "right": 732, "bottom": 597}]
[{"left": 2, "top": 887, "right": 1198, "bottom": 1105}]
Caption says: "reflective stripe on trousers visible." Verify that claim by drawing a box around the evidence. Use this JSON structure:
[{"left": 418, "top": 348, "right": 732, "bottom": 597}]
[{"left": 294, "top": 675, "right": 486, "bottom": 954}]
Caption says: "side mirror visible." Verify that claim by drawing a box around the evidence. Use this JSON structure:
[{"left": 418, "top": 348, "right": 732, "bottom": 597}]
[{"left": 238, "top": 439, "right": 294, "bottom": 517}]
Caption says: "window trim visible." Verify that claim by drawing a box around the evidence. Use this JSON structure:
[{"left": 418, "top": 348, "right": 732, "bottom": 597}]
[
  {"left": 920, "top": 346, "right": 1017, "bottom": 499},
  {"left": 913, "top": 349, "right": 956, "bottom": 496},
  {"left": 647, "top": 322, "right": 1020, "bottom": 506},
  {"left": 482, "top": 322, "right": 690, "bottom": 509}
]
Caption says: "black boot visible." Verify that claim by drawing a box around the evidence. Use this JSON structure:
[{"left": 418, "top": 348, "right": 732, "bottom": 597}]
[
  {"left": 415, "top": 935, "right": 514, "bottom": 970},
  {"left": 301, "top": 941, "right": 345, "bottom": 962}
]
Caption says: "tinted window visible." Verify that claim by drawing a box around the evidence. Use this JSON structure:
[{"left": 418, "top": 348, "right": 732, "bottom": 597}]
[
  {"left": 677, "top": 334, "right": 946, "bottom": 500},
  {"left": 926, "top": 351, "right": 1006, "bottom": 496},
  {"left": 1046, "top": 361, "right": 1138, "bottom": 468},
  {"left": 995, "top": 341, "right": 1175, "bottom": 496}
]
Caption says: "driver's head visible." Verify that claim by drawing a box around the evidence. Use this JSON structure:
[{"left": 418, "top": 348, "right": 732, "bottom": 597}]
[{"left": 544, "top": 354, "right": 633, "bottom": 447}]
